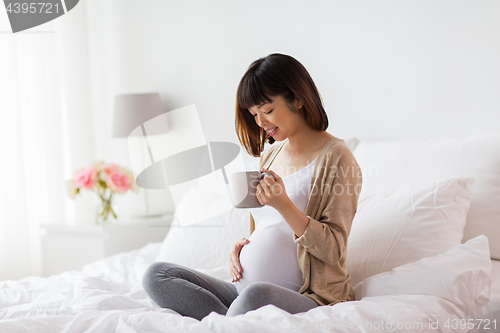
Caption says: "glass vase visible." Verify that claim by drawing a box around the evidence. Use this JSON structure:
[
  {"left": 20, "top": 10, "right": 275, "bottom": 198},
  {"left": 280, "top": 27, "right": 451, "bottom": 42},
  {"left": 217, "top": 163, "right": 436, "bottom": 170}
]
[{"left": 95, "top": 197, "right": 117, "bottom": 224}]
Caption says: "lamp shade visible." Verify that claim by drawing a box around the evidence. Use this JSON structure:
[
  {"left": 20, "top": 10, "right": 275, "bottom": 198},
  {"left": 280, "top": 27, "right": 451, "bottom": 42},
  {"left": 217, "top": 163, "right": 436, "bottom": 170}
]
[{"left": 112, "top": 93, "right": 166, "bottom": 137}]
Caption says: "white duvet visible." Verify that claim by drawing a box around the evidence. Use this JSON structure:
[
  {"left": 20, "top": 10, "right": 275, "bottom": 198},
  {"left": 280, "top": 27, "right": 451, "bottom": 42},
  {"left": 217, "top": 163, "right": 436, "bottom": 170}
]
[{"left": 0, "top": 236, "right": 492, "bottom": 333}]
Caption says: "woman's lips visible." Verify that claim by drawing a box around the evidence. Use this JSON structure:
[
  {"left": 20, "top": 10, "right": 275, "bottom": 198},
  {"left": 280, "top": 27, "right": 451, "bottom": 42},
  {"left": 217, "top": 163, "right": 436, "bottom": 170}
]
[{"left": 267, "top": 127, "right": 278, "bottom": 136}]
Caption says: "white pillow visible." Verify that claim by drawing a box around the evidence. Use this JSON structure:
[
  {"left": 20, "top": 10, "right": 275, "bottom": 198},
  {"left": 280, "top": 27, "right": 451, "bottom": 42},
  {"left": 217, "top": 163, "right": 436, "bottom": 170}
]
[
  {"left": 354, "top": 235, "right": 492, "bottom": 320},
  {"left": 156, "top": 187, "right": 250, "bottom": 277},
  {"left": 352, "top": 133, "right": 500, "bottom": 259},
  {"left": 346, "top": 177, "right": 475, "bottom": 287}
]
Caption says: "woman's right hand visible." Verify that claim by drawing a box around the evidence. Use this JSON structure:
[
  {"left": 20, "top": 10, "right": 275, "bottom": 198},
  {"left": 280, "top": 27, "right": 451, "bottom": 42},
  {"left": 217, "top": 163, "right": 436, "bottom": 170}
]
[{"left": 229, "top": 238, "right": 250, "bottom": 282}]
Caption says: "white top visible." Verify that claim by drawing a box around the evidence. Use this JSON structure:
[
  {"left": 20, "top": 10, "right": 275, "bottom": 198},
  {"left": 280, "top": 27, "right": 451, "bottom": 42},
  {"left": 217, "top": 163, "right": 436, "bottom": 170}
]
[{"left": 233, "top": 157, "right": 318, "bottom": 294}]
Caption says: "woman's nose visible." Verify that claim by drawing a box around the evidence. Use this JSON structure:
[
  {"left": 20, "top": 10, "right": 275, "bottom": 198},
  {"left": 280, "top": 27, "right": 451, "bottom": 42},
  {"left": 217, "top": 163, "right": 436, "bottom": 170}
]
[{"left": 256, "top": 114, "right": 267, "bottom": 128}]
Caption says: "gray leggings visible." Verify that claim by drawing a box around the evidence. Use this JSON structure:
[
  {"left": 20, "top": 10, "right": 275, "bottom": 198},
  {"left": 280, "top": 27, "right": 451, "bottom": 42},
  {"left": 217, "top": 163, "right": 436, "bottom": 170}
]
[{"left": 142, "top": 262, "right": 319, "bottom": 321}]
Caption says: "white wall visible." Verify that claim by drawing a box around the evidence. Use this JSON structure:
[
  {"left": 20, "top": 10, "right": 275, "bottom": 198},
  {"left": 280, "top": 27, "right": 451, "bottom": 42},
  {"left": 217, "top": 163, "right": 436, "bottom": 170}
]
[{"left": 82, "top": 0, "right": 500, "bottom": 214}]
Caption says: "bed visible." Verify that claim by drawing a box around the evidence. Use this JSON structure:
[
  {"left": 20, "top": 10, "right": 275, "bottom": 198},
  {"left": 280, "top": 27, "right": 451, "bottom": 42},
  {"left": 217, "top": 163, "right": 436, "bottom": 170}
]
[{"left": 0, "top": 133, "right": 499, "bottom": 333}]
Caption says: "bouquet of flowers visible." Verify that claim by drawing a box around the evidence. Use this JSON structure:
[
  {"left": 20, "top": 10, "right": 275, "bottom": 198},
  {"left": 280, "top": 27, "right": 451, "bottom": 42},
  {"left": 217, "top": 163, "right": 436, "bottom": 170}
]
[{"left": 66, "top": 161, "right": 139, "bottom": 223}]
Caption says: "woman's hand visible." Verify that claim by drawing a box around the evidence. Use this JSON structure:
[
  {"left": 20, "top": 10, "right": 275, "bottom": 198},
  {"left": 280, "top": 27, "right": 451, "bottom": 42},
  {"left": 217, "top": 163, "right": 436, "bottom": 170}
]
[
  {"left": 256, "top": 168, "right": 290, "bottom": 210},
  {"left": 229, "top": 238, "right": 250, "bottom": 282}
]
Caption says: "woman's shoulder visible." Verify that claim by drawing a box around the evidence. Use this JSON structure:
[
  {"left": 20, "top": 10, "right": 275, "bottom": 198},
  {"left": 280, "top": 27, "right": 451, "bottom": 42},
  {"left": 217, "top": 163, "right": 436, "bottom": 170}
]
[
  {"left": 313, "top": 137, "right": 362, "bottom": 189},
  {"left": 315, "top": 137, "right": 361, "bottom": 179},
  {"left": 319, "top": 137, "right": 355, "bottom": 161}
]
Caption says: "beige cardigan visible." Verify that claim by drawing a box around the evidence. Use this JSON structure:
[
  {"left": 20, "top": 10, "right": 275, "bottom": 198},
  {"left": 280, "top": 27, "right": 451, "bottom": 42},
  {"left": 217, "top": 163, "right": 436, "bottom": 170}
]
[{"left": 250, "top": 136, "right": 362, "bottom": 306}]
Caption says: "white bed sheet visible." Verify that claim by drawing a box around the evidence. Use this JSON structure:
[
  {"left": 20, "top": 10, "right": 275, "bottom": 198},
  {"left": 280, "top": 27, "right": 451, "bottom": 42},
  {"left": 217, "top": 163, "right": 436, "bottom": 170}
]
[
  {"left": 0, "top": 242, "right": 493, "bottom": 333},
  {"left": 478, "top": 259, "right": 500, "bottom": 333}
]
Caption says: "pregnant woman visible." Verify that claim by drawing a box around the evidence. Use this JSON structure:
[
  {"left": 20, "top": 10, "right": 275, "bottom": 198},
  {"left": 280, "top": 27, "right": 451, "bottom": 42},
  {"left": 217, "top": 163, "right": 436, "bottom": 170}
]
[{"left": 142, "top": 53, "right": 362, "bottom": 321}]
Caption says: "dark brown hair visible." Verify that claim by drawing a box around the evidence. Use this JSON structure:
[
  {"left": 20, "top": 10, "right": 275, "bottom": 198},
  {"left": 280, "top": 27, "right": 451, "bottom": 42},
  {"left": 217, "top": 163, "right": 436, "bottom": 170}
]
[{"left": 235, "top": 53, "right": 329, "bottom": 157}]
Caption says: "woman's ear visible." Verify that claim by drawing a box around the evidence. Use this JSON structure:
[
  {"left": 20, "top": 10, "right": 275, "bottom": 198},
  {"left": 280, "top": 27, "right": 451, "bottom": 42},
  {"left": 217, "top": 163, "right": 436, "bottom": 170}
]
[{"left": 295, "top": 98, "right": 304, "bottom": 110}]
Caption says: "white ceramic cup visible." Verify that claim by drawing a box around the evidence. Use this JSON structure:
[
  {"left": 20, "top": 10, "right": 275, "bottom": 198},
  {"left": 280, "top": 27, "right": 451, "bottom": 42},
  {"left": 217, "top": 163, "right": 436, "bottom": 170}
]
[{"left": 229, "top": 171, "right": 273, "bottom": 208}]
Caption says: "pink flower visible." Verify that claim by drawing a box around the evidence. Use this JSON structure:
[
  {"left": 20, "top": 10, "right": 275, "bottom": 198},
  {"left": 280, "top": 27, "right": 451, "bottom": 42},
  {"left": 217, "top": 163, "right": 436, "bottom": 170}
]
[
  {"left": 99, "top": 163, "right": 119, "bottom": 181},
  {"left": 74, "top": 167, "right": 97, "bottom": 190},
  {"left": 119, "top": 167, "right": 140, "bottom": 193},
  {"left": 106, "top": 171, "right": 130, "bottom": 194}
]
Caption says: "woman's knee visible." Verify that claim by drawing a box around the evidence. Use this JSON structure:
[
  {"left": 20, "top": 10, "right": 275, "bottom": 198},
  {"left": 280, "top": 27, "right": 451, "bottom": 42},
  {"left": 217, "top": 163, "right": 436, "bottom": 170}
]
[
  {"left": 240, "top": 282, "right": 277, "bottom": 300},
  {"left": 226, "top": 282, "right": 276, "bottom": 317},
  {"left": 142, "top": 262, "right": 178, "bottom": 292}
]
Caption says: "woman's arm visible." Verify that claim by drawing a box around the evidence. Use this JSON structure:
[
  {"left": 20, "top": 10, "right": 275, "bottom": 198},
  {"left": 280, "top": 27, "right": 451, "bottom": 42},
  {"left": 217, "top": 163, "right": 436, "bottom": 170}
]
[
  {"left": 250, "top": 144, "right": 272, "bottom": 237},
  {"left": 250, "top": 213, "right": 255, "bottom": 236},
  {"left": 273, "top": 200, "right": 310, "bottom": 237},
  {"left": 293, "top": 148, "right": 362, "bottom": 266}
]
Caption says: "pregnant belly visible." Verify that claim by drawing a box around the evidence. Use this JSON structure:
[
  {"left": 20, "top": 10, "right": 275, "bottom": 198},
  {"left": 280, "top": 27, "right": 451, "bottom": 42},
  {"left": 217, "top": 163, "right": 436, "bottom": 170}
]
[{"left": 234, "top": 227, "right": 303, "bottom": 294}]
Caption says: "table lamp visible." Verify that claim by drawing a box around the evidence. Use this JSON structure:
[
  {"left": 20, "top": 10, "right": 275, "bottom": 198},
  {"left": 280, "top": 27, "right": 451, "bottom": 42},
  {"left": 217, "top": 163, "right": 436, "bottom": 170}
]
[
  {"left": 125, "top": 103, "right": 247, "bottom": 227},
  {"left": 112, "top": 92, "right": 168, "bottom": 218}
]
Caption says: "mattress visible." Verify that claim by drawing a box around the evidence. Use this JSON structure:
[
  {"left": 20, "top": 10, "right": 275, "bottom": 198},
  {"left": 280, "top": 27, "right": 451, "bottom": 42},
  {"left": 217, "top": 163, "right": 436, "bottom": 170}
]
[{"left": 0, "top": 241, "right": 494, "bottom": 333}]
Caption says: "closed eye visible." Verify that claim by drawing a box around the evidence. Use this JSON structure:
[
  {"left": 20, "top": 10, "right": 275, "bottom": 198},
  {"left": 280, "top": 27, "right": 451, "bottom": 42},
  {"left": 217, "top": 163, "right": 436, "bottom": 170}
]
[{"left": 252, "top": 110, "right": 273, "bottom": 117}]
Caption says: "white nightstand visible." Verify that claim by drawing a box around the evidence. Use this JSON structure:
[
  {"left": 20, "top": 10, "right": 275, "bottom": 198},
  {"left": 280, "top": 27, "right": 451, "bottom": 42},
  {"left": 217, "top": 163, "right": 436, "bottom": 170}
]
[{"left": 40, "top": 215, "right": 174, "bottom": 277}]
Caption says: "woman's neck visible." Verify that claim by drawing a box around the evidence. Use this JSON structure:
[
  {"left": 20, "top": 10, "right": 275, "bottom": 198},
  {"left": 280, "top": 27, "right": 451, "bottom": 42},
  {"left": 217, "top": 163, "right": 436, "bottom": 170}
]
[{"left": 284, "top": 130, "right": 334, "bottom": 158}]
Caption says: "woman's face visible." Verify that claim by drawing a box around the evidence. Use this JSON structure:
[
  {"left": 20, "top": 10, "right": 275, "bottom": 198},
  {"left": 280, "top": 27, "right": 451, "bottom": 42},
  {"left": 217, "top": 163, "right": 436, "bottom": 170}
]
[{"left": 248, "top": 95, "right": 304, "bottom": 140}]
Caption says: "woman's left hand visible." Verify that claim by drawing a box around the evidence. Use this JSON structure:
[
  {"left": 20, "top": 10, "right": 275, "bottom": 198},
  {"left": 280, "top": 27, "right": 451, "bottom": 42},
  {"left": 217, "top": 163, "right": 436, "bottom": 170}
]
[{"left": 256, "top": 168, "right": 290, "bottom": 210}]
